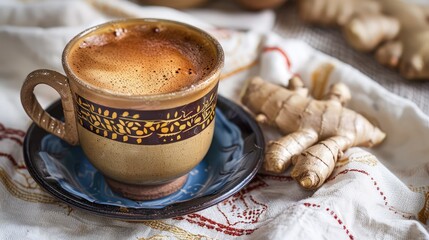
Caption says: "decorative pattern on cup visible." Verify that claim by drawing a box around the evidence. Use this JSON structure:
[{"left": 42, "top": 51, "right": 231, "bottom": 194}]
[{"left": 75, "top": 86, "right": 217, "bottom": 145}]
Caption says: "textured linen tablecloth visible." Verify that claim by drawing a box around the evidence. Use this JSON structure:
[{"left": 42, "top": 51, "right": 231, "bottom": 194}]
[{"left": 1, "top": 0, "right": 429, "bottom": 239}]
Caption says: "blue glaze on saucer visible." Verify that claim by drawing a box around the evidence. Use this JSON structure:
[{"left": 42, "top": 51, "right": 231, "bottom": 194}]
[{"left": 38, "top": 109, "right": 243, "bottom": 209}]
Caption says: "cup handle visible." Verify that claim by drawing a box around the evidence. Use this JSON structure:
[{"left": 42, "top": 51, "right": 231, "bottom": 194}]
[{"left": 21, "top": 69, "right": 79, "bottom": 145}]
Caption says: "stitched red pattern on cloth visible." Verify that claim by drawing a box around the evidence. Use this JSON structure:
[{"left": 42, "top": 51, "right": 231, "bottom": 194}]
[
  {"left": 0, "top": 153, "right": 26, "bottom": 169},
  {"left": 0, "top": 123, "right": 25, "bottom": 146},
  {"left": 263, "top": 46, "right": 292, "bottom": 70},
  {"left": 175, "top": 174, "right": 297, "bottom": 236},
  {"left": 303, "top": 202, "right": 354, "bottom": 240},
  {"left": 175, "top": 175, "right": 274, "bottom": 236},
  {"left": 0, "top": 124, "right": 25, "bottom": 137},
  {"left": 217, "top": 193, "right": 268, "bottom": 227},
  {"left": 0, "top": 123, "right": 26, "bottom": 169},
  {"left": 327, "top": 168, "right": 414, "bottom": 219},
  {"left": 175, "top": 214, "right": 255, "bottom": 236}
]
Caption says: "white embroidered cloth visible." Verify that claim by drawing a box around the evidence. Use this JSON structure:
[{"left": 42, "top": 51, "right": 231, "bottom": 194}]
[{"left": 1, "top": 1, "right": 429, "bottom": 239}]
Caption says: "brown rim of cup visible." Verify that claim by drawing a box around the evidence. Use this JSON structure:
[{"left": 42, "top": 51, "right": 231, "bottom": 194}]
[{"left": 61, "top": 18, "right": 224, "bottom": 101}]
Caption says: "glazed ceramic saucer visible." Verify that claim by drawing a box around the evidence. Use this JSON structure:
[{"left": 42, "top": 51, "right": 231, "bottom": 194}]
[{"left": 23, "top": 96, "right": 264, "bottom": 220}]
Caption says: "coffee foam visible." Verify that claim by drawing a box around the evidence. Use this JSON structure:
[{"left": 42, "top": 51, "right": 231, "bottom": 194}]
[{"left": 68, "top": 24, "right": 216, "bottom": 95}]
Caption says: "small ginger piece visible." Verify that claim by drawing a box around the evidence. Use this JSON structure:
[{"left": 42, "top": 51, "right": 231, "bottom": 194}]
[
  {"left": 375, "top": 41, "right": 403, "bottom": 68},
  {"left": 380, "top": 0, "right": 429, "bottom": 80},
  {"left": 343, "top": 13, "right": 400, "bottom": 52},
  {"left": 299, "top": 0, "right": 381, "bottom": 26},
  {"left": 241, "top": 76, "right": 386, "bottom": 189}
]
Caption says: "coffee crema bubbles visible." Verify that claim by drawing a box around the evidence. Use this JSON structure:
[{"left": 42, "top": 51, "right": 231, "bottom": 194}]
[{"left": 68, "top": 24, "right": 216, "bottom": 95}]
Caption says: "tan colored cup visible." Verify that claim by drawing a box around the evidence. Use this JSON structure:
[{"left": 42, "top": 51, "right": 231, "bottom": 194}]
[{"left": 21, "top": 19, "right": 224, "bottom": 200}]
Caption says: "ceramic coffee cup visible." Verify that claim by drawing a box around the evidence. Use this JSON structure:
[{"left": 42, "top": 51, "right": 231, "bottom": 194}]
[{"left": 21, "top": 19, "right": 224, "bottom": 200}]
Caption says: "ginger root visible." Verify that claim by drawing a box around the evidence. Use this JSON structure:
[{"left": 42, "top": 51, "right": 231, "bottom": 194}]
[
  {"left": 241, "top": 76, "right": 386, "bottom": 189},
  {"left": 375, "top": 41, "right": 403, "bottom": 68},
  {"left": 343, "top": 13, "right": 400, "bottom": 52},
  {"left": 299, "top": 0, "right": 381, "bottom": 26},
  {"left": 299, "top": 0, "right": 429, "bottom": 80},
  {"left": 379, "top": 0, "right": 429, "bottom": 80}
]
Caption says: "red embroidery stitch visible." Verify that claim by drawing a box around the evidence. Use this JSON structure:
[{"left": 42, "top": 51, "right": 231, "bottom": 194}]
[
  {"left": 177, "top": 172, "right": 311, "bottom": 236},
  {"left": 217, "top": 192, "right": 268, "bottom": 226},
  {"left": 0, "top": 123, "right": 26, "bottom": 169},
  {"left": 0, "top": 123, "right": 25, "bottom": 146},
  {"left": 388, "top": 206, "right": 414, "bottom": 219},
  {"left": 263, "top": 47, "right": 292, "bottom": 70},
  {"left": 176, "top": 176, "right": 270, "bottom": 236},
  {"left": 0, "top": 152, "right": 26, "bottom": 169},
  {"left": 327, "top": 168, "right": 415, "bottom": 219},
  {"left": 0, "top": 123, "right": 26, "bottom": 136},
  {"left": 181, "top": 214, "right": 255, "bottom": 236},
  {"left": 0, "top": 135, "right": 23, "bottom": 145},
  {"left": 304, "top": 203, "right": 354, "bottom": 240}
]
